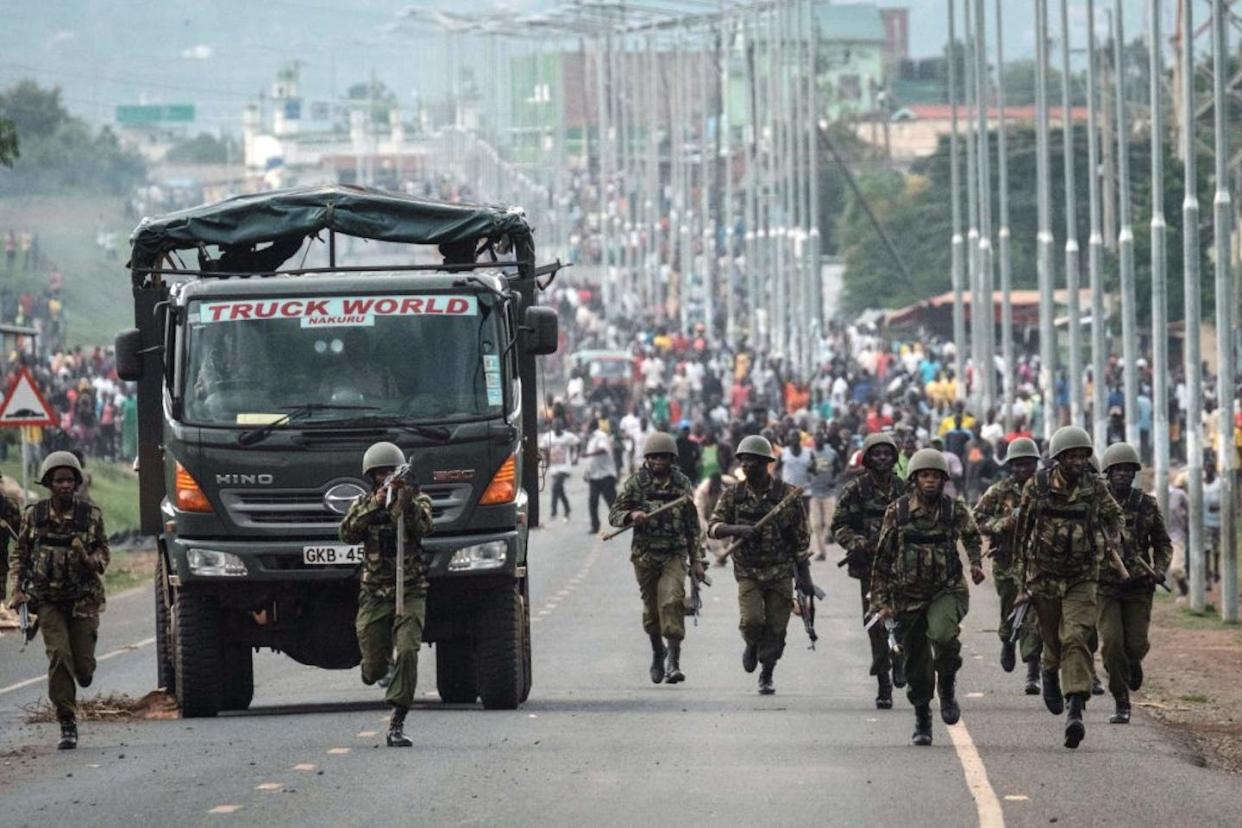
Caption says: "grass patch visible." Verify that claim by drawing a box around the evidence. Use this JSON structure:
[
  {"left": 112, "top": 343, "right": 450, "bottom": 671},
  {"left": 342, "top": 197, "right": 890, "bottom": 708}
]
[
  {"left": 0, "top": 456, "right": 140, "bottom": 536},
  {"left": 1179, "top": 693, "right": 1212, "bottom": 704}
]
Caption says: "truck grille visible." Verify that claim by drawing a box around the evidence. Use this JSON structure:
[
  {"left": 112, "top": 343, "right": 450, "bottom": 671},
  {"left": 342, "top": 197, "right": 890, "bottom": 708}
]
[{"left": 220, "top": 483, "right": 472, "bottom": 531}]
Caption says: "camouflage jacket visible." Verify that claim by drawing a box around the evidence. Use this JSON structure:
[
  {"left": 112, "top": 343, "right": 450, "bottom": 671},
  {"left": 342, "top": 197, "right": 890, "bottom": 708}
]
[
  {"left": 0, "top": 493, "right": 21, "bottom": 566},
  {"left": 1014, "top": 467, "right": 1124, "bottom": 593},
  {"left": 9, "top": 497, "right": 109, "bottom": 618},
  {"left": 708, "top": 478, "right": 810, "bottom": 581},
  {"left": 973, "top": 476, "right": 1025, "bottom": 572},
  {"left": 609, "top": 468, "right": 702, "bottom": 564},
  {"left": 339, "top": 487, "right": 435, "bottom": 599},
  {"left": 871, "top": 493, "right": 981, "bottom": 612},
  {"left": 1100, "top": 487, "right": 1173, "bottom": 596},
  {"left": 830, "top": 471, "right": 906, "bottom": 578}
]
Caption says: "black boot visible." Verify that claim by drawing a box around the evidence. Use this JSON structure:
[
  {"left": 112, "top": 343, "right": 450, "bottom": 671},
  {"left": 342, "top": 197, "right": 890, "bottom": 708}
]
[
  {"left": 1109, "top": 692, "right": 1131, "bottom": 725},
  {"left": 1000, "top": 640, "right": 1016, "bottom": 673},
  {"left": 57, "top": 719, "right": 77, "bottom": 751},
  {"left": 937, "top": 671, "right": 960, "bottom": 725},
  {"left": 911, "top": 703, "right": 933, "bottom": 746},
  {"left": 891, "top": 655, "right": 907, "bottom": 689},
  {"left": 1064, "top": 694, "right": 1086, "bottom": 749},
  {"left": 1128, "top": 661, "right": 1144, "bottom": 692},
  {"left": 1091, "top": 675, "right": 1105, "bottom": 696},
  {"left": 742, "top": 642, "right": 758, "bottom": 674},
  {"left": 758, "top": 663, "right": 775, "bottom": 695},
  {"left": 1042, "top": 669, "right": 1064, "bottom": 714},
  {"left": 648, "top": 633, "right": 666, "bottom": 684},
  {"left": 664, "top": 639, "right": 685, "bottom": 684},
  {"left": 387, "top": 707, "right": 412, "bottom": 748},
  {"left": 1024, "top": 656, "right": 1041, "bottom": 695},
  {"left": 876, "top": 673, "right": 893, "bottom": 710}
]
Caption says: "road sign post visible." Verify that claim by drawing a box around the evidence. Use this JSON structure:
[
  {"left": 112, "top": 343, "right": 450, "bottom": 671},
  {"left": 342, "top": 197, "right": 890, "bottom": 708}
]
[{"left": 0, "top": 367, "right": 59, "bottom": 504}]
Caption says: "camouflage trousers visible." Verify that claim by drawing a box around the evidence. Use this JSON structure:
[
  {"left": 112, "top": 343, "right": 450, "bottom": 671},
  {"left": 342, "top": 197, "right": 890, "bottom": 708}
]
[
  {"left": 1097, "top": 590, "right": 1153, "bottom": 698},
  {"left": 38, "top": 602, "right": 99, "bottom": 722},
  {"left": 1030, "top": 579, "right": 1098, "bottom": 697},
  {"left": 736, "top": 574, "right": 793, "bottom": 666},
  {"left": 633, "top": 554, "right": 687, "bottom": 641},
  {"left": 356, "top": 588, "right": 426, "bottom": 710},
  {"left": 896, "top": 588, "right": 968, "bottom": 708},
  {"left": 994, "top": 569, "right": 1042, "bottom": 662},
  {"left": 856, "top": 575, "right": 891, "bottom": 677}
]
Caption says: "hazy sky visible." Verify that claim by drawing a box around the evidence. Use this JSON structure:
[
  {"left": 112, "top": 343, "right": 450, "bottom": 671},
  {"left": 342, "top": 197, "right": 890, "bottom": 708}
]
[{"left": 0, "top": 1, "right": 1187, "bottom": 132}]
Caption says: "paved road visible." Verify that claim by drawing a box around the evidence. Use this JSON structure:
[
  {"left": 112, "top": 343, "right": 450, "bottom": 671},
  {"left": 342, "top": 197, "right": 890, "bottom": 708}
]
[{"left": 1, "top": 478, "right": 1237, "bottom": 827}]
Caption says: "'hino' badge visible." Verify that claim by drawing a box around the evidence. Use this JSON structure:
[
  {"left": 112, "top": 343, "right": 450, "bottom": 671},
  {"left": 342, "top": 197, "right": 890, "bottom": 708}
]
[{"left": 324, "top": 482, "right": 367, "bottom": 515}]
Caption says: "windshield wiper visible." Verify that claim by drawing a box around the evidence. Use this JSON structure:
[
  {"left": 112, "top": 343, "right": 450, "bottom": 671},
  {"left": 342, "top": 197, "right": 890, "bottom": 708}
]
[
  {"left": 315, "top": 413, "right": 453, "bottom": 442},
  {"left": 237, "top": 403, "right": 379, "bottom": 446}
]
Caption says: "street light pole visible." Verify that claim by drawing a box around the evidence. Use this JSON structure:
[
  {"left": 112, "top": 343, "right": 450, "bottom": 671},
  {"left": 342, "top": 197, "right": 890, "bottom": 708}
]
[
  {"left": 1115, "top": 0, "right": 1140, "bottom": 448},
  {"left": 963, "top": 0, "right": 981, "bottom": 410},
  {"left": 1181, "top": 0, "right": 1205, "bottom": 612},
  {"left": 974, "top": 0, "right": 995, "bottom": 415},
  {"left": 1035, "top": 0, "right": 1057, "bottom": 442},
  {"left": 994, "top": 0, "right": 1014, "bottom": 432},
  {"left": 949, "top": 0, "right": 968, "bottom": 401},
  {"left": 1149, "top": 0, "right": 1170, "bottom": 518},
  {"left": 1086, "top": 0, "right": 1108, "bottom": 456},
  {"left": 1060, "top": 0, "right": 1083, "bottom": 428},
  {"left": 1210, "top": 0, "right": 1236, "bottom": 622}
]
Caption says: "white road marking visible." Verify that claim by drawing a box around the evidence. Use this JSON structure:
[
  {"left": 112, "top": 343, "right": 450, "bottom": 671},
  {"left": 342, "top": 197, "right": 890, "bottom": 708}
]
[
  {"left": 356, "top": 730, "right": 378, "bottom": 738},
  {"left": 293, "top": 763, "right": 317, "bottom": 772},
  {"left": 966, "top": 692, "right": 985, "bottom": 698},
  {"left": 255, "top": 783, "right": 281, "bottom": 791},
  {"left": 1003, "top": 795, "right": 1029, "bottom": 802},
  {"left": 208, "top": 805, "right": 242, "bottom": 814},
  {"left": 946, "top": 721, "right": 1005, "bottom": 828},
  {"left": 327, "top": 747, "right": 351, "bottom": 755},
  {"left": 0, "top": 636, "right": 156, "bottom": 696}
]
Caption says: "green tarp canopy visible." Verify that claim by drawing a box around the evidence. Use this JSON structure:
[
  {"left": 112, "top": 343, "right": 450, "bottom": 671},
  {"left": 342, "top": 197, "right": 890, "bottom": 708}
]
[{"left": 128, "top": 184, "right": 533, "bottom": 272}]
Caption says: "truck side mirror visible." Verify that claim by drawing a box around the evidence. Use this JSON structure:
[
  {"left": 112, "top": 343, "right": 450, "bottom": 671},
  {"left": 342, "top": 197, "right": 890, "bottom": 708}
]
[
  {"left": 522, "top": 306, "right": 558, "bottom": 356},
  {"left": 115, "top": 328, "right": 144, "bottom": 381}
]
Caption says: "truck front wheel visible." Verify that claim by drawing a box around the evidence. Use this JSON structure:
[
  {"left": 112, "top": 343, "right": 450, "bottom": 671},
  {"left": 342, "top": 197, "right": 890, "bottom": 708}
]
[
  {"left": 154, "top": 554, "right": 175, "bottom": 694},
  {"left": 475, "top": 584, "right": 525, "bottom": 710},
  {"left": 435, "top": 640, "right": 478, "bottom": 704},
  {"left": 220, "top": 645, "right": 254, "bottom": 712},
  {"left": 173, "top": 589, "right": 223, "bottom": 718}
]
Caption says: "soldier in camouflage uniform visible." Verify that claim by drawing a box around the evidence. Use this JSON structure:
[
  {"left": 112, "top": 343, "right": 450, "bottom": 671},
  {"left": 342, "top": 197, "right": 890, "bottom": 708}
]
[
  {"left": 0, "top": 474, "right": 23, "bottom": 625},
  {"left": 972, "top": 437, "right": 1044, "bottom": 694},
  {"left": 709, "top": 435, "right": 813, "bottom": 695},
  {"left": 871, "top": 449, "right": 985, "bottom": 746},
  {"left": 831, "top": 432, "right": 907, "bottom": 709},
  {"left": 1013, "top": 426, "right": 1125, "bottom": 750},
  {"left": 7, "top": 451, "right": 109, "bottom": 750},
  {"left": 339, "top": 441, "right": 434, "bottom": 748},
  {"left": 609, "top": 432, "right": 707, "bottom": 685},
  {"left": 1097, "top": 442, "right": 1172, "bottom": 725}
]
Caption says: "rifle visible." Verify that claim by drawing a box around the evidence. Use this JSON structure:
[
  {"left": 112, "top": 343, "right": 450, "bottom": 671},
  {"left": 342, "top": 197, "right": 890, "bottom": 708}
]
[
  {"left": 885, "top": 618, "right": 902, "bottom": 658},
  {"left": 719, "top": 486, "right": 804, "bottom": 562},
  {"left": 687, "top": 570, "right": 712, "bottom": 626},
  {"left": 602, "top": 495, "right": 692, "bottom": 540},
  {"left": 1130, "top": 555, "right": 1172, "bottom": 592},
  {"left": 19, "top": 601, "right": 37, "bottom": 651},
  {"left": 1007, "top": 601, "right": 1029, "bottom": 646},
  {"left": 383, "top": 461, "right": 417, "bottom": 617},
  {"left": 794, "top": 581, "right": 828, "bottom": 650}
]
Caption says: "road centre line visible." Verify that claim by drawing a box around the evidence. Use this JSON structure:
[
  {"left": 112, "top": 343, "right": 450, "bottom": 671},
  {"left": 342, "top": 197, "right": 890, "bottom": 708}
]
[
  {"left": 946, "top": 720, "right": 1006, "bottom": 828},
  {"left": 0, "top": 636, "right": 155, "bottom": 696}
]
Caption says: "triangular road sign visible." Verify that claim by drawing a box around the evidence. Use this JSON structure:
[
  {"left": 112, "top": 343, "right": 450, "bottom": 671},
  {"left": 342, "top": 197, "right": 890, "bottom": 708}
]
[{"left": 0, "top": 367, "right": 58, "bottom": 427}]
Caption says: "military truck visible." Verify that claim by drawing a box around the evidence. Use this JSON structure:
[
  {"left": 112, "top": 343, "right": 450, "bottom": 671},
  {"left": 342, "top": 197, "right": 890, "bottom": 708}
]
[{"left": 115, "top": 186, "right": 559, "bottom": 716}]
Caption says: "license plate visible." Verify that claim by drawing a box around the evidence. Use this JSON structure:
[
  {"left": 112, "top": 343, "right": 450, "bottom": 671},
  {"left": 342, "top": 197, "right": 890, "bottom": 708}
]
[{"left": 302, "top": 545, "right": 364, "bottom": 565}]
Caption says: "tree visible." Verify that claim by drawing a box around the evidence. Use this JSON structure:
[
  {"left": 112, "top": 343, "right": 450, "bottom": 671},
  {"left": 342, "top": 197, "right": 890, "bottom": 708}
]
[
  {"left": 166, "top": 133, "right": 238, "bottom": 165},
  {"left": 0, "top": 115, "right": 16, "bottom": 167}
]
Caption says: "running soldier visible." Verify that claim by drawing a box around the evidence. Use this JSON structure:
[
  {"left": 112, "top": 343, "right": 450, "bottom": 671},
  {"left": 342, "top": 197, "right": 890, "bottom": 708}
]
[
  {"left": 609, "top": 432, "right": 707, "bottom": 685},
  {"left": 831, "top": 432, "right": 907, "bottom": 709},
  {"left": 871, "top": 449, "right": 985, "bottom": 746},
  {"left": 709, "top": 435, "right": 814, "bottom": 695},
  {"left": 7, "top": 452, "right": 109, "bottom": 750},
  {"left": 1013, "top": 426, "right": 1125, "bottom": 749},
  {"left": 339, "top": 442, "right": 434, "bottom": 748},
  {"left": 1098, "top": 442, "right": 1172, "bottom": 725},
  {"left": 973, "top": 437, "right": 1043, "bottom": 694}
]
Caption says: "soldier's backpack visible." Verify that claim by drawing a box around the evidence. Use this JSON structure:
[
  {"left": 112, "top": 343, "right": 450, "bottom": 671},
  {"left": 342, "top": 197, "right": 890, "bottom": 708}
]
[{"left": 894, "top": 494, "right": 962, "bottom": 586}]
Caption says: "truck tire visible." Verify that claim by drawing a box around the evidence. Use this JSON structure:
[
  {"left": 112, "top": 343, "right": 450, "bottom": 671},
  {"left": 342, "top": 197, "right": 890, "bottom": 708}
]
[
  {"left": 475, "top": 584, "right": 525, "bottom": 710},
  {"left": 519, "top": 587, "right": 532, "bottom": 703},
  {"left": 154, "top": 554, "right": 176, "bottom": 694},
  {"left": 219, "top": 645, "right": 254, "bottom": 712},
  {"left": 435, "top": 640, "right": 478, "bottom": 704},
  {"left": 173, "top": 589, "right": 222, "bottom": 718}
]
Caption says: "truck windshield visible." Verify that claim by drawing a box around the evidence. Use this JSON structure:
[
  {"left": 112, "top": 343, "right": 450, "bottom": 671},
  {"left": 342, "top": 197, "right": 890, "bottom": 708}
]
[{"left": 182, "top": 293, "right": 506, "bottom": 426}]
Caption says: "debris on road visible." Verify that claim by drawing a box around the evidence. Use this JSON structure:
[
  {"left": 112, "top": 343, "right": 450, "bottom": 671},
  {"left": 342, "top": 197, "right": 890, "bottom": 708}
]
[{"left": 24, "top": 690, "right": 179, "bottom": 723}]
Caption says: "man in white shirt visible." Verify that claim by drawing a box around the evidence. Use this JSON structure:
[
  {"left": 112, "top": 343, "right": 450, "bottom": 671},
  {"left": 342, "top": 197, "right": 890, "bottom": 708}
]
[
  {"left": 542, "top": 419, "right": 579, "bottom": 522},
  {"left": 582, "top": 420, "right": 619, "bottom": 534}
]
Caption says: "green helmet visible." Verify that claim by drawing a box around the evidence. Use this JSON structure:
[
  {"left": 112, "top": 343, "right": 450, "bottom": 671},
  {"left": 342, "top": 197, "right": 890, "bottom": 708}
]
[
  {"left": 1089, "top": 454, "right": 1101, "bottom": 473},
  {"left": 362, "top": 441, "right": 405, "bottom": 476},
  {"left": 39, "top": 450, "right": 83, "bottom": 486},
  {"left": 642, "top": 432, "right": 678, "bottom": 457},
  {"left": 1102, "top": 442, "right": 1141, "bottom": 472},
  {"left": 1049, "top": 426, "right": 1093, "bottom": 460},
  {"left": 861, "top": 432, "right": 898, "bottom": 458},
  {"left": 736, "top": 434, "right": 776, "bottom": 461},
  {"left": 1004, "top": 437, "right": 1040, "bottom": 463},
  {"left": 907, "top": 448, "right": 950, "bottom": 477}
]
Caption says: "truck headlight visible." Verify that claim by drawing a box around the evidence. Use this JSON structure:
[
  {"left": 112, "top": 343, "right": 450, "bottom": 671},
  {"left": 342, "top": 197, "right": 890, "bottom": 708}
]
[
  {"left": 447, "top": 540, "right": 508, "bottom": 571},
  {"left": 187, "top": 548, "right": 248, "bottom": 577}
]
